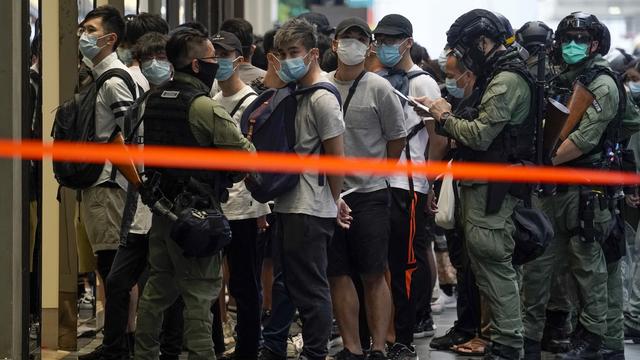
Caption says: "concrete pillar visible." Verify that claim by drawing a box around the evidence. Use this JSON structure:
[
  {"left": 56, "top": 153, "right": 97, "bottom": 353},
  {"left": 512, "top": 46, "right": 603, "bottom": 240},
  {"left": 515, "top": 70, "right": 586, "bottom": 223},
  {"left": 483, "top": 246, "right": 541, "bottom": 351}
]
[
  {"left": 97, "top": 0, "right": 125, "bottom": 13},
  {"left": 243, "top": 0, "right": 278, "bottom": 35},
  {"left": 196, "top": 0, "right": 212, "bottom": 33},
  {"left": 0, "top": 0, "right": 28, "bottom": 358},
  {"left": 41, "top": 0, "right": 79, "bottom": 351}
]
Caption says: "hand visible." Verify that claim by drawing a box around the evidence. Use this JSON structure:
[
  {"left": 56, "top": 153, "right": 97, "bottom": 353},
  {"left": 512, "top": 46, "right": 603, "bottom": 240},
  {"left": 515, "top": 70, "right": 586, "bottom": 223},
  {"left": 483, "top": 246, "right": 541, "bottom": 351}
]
[
  {"left": 426, "top": 189, "right": 438, "bottom": 215},
  {"left": 257, "top": 215, "right": 269, "bottom": 233},
  {"left": 410, "top": 96, "right": 433, "bottom": 118},
  {"left": 418, "top": 97, "right": 452, "bottom": 123},
  {"left": 336, "top": 198, "right": 353, "bottom": 229},
  {"left": 626, "top": 193, "right": 640, "bottom": 208}
]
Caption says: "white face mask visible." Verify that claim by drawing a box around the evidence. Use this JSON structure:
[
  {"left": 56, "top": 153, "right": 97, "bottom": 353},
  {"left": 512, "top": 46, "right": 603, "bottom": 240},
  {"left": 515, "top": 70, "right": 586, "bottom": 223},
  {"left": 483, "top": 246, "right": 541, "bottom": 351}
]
[{"left": 336, "top": 38, "right": 369, "bottom": 66}]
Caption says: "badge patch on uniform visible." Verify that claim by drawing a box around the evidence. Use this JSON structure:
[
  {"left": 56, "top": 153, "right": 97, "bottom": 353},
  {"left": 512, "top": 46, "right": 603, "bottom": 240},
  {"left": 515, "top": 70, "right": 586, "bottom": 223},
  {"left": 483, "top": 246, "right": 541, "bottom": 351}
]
[
  {"left": 161, "top": 90, "right": 180, "bottom": 99},
  {"left": 592, "top": 99, "right": 602, "bottom": 113}
]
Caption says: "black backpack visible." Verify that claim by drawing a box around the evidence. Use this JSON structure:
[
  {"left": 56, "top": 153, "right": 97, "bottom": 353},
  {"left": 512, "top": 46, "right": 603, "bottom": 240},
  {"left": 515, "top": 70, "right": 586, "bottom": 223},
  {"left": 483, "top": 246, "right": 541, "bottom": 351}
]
[
  {"left": 52, "top": 68, "right": 138, "bottom": 189},
  {"left": 240, "top": 82, "right": 342, "bottom": 203}
]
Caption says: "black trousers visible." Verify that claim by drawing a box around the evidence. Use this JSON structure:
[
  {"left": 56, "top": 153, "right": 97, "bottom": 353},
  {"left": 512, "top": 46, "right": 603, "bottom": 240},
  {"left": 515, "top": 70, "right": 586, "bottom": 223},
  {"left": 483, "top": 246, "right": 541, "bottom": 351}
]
[
  {"left": 102, "top": 234, "right": 184, "bottom": 359},
  {"left": 275, "top": 213, "right": 335, "bottom": 360},
  {"left": 226, "top": 218, "right": 266, "bottom": 357},
  {"left": 388, "top": 188, "right": 429, "bottom": 346},
  {"left": 445, "top": 227, "right": 481, "bottom": 335}
]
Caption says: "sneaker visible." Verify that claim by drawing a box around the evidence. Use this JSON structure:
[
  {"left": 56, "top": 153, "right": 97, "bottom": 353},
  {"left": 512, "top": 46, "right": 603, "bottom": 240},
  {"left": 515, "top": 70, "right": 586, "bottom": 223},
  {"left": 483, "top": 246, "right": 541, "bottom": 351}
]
[
  {"left": 387, "top": 343, "right": 418, "bottom": 360},
  {"left": 413, "top": 317, "right": 436, "bottom": 338},
  {"left": 78, "top": 290, "right": 95, "bottom": 310},
  {"left": 334, "top": 349, "right": 365, "bottom": 359},
  {"left": 429, "top": 326, "right": 474, "bottom": 350},
  {"left": 223, "top": 319, "right": 237, "bottom": 347},
  {"left": 78, "top": 345, "right": 104, "bottom": 360},
  {"left": 430, "top": 292, "right": 456, "bottom": 314},
  {"left": 624, "top": 324, "right": 640, "bottom": 344},
  {"left": 600, "top": 348, "right": 624, "bottom": 360},
  {"left": 328, "top": 318, "right": 343, "bottom": 350},
  {"left": 367, "top": 350, "right": 387, "bottom": 360}
]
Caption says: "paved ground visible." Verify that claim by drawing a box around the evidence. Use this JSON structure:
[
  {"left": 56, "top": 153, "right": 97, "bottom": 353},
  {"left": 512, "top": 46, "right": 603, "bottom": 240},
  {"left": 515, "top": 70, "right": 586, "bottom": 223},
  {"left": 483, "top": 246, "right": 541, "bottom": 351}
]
[{"left": 49, "top": 306, "right": 640, "bottom": 360}]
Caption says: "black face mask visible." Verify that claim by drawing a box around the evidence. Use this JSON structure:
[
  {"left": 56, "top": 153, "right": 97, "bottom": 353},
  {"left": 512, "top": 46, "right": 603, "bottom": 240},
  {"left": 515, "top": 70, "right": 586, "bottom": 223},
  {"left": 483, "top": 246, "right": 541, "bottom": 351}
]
[{"left": 180, "top": 59, "right": 219, "bottom": 90}]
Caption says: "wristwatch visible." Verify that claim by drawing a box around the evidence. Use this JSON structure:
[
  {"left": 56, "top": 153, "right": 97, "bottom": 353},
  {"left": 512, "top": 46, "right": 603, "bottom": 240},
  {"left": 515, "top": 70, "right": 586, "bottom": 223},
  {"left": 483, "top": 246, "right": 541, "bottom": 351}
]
[{"left": 439, "top": 111, "right": 452, "bottom": 126}]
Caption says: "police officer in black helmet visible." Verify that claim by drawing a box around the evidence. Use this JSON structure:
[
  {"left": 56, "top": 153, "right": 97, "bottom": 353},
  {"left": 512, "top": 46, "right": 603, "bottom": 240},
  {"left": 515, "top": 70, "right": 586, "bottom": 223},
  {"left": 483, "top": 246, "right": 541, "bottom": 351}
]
[{"left": 414, "top": 9, "right": 536, "bottom": 360}]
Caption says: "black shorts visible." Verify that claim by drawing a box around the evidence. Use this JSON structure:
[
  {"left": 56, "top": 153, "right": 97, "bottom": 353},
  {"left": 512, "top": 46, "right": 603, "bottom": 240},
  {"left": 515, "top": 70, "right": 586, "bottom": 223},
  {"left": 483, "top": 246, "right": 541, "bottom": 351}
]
[{"left": 328, "top": 188, "right": 391, "bottom": 277}]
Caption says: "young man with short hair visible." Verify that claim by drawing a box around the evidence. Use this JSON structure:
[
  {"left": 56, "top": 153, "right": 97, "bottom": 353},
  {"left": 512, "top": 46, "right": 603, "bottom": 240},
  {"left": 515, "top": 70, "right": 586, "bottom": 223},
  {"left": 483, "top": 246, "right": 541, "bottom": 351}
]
[
  {"left": 211, "top": 30, "right": 271, "bottom": 360},
  {"left": 267, "top": 18, "right": 350, "bottom": 360},
  {"left": 326, "top": 17, "right": 407, "bottom": 360},
  {"left": 372, "top": 14, "right": 446, "bottom": 359},
  {"left": 220, "top": 18, "right": 266, "bottom": 86}
]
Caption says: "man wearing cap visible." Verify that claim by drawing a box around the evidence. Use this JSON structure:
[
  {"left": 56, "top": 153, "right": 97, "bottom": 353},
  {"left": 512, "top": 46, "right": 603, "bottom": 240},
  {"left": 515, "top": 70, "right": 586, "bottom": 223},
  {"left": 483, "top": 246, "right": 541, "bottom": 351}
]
[
  {"left": 372, "top": 14, "right": 446, "bottom": 359},
  {"left": 211, "top": 30, "right": 271, "bottom": 360},
  {"left": 326, "top": 17, "right": 407, "bottom": 360}
]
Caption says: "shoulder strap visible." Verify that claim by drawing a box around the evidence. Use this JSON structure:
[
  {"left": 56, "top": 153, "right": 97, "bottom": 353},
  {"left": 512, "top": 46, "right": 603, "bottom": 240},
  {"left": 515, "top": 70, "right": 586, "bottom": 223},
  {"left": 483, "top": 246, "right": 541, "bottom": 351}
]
[
  {"left": 96, "top": 68, "right": 138, "bottom": 100},
  {"left": 343, "top": 71, "right": 366, "bottom": 116},
  {"left": 229, "top": 92, "right": 258, "bottom": 118},
  {"left": 294, "top": 82, "right": 343, "bottom": 105},
  {"left": 407, "top": 121, "right": 426, "bottom": 140},
  {"left": 125, "top": 90, "right": 153, "bottom": 143},
  {"left": 407, "top": 70, "right": 430, "bottom": 80}
]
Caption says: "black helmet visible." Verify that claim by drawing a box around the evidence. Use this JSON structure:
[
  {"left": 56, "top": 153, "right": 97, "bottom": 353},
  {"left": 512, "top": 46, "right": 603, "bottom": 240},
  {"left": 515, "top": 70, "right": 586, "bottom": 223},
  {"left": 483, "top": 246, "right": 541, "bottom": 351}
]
[
  {"left": 516, "top": 21, "right": 553, "bottom": 53},
  {"left": 446, "top": 9, "right": 510, "bottom": 73},
  {"left": 493, "top": 12, "right": 516, "bottom": 46},
  {"left": 598, "top": 23, "right": 611, "bottom": 56},
  {"left": 555, "top": 12, "right": 605, "bottom": 44}
]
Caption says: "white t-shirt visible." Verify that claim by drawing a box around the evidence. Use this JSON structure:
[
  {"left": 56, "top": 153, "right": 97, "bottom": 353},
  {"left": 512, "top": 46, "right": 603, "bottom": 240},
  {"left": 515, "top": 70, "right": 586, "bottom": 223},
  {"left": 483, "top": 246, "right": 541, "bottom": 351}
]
[
  {"left": 213, "top": 85, "right": 271, "bottom": 220},
  {"left": 388, "top": 64, "right": 441, "bottom": 194},
  {"left": 274, "top": 85, "right": 345, "bottom": 218}
]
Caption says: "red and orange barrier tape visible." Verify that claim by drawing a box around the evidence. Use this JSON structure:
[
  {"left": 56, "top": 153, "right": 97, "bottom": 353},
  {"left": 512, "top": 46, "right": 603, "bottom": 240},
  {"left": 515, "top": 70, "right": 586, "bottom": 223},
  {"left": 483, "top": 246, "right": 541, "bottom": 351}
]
[{"left": 1, "top": 139, "right": 639, "bottom": 185}]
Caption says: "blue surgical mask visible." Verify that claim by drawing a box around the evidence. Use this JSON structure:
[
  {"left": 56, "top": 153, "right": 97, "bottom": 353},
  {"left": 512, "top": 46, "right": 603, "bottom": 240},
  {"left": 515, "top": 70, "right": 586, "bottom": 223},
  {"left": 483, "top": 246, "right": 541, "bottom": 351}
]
[
  {"left": 562, "top": 40, "right": 589, "bottom": 65},
  {"left": 141, "top": 59, "right": 172, "bottom": 85},
  {"left": 445, "top": 71, "right": 468, "bottom": 99},
  {"left": 79, "top": 32, "right": 108, "bottom": 60},
  {"left": 215, "top": 57, "right": 239, "bottom": 81},
  {"left": 117, "top": 47, "right": 133, "bottom": 66},
  {"left": 377, "top": 39, "right": 408, "bottom": 67},
  {"left": 277, "top": 53, "right": 311, "bottom": 83},
  {"left": 629, "top": 81, "right": 640, "bottom": 97},
  {"left": 445, "top": 78, "right": 465, "bottom": 99}
]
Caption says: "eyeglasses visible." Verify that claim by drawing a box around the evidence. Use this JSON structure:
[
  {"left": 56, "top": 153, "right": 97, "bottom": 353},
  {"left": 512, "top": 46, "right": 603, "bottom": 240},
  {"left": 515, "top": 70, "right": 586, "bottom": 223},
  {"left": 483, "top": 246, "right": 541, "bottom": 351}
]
[{"left": 372, "top": 37, "right": 408, "bottom": 47}]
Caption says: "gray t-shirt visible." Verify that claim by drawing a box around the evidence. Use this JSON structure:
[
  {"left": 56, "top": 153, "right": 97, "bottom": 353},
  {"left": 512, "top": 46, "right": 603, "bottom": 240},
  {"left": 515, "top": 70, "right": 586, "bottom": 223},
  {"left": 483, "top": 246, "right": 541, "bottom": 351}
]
[
  {"left": 328, "top": 71, "right": 406, "bottom": 192},
  {"left": 274, "top": 85, "right": 345, "bottom": 218},
  {"left": 238, "top": 63, "right": 266, "bottom": 86}
]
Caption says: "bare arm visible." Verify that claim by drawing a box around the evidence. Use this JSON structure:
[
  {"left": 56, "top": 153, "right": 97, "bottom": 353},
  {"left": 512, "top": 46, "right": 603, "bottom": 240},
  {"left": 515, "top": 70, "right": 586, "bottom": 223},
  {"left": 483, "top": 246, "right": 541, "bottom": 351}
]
[
  {"left": 552, "top": 139, "right": 584, "bottom": 166},
  {"left": 322, "top": 134, "right": 345, "bottom": 201},
  {"left": 386, "top": 137, "right": 406, "bottom": 160}
]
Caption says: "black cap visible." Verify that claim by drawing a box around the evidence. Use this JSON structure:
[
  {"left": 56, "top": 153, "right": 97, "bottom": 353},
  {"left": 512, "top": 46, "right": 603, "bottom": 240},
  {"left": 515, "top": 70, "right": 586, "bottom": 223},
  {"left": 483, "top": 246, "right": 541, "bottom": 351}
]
[
  {"left": 298, "top": 12, "right": 334, "bottom": 35},
  {"left": 335, "top": 17, "right": 372, "bottom": 39},
  {"left": 373, "top": 14, "right": 412, "bottom": 37},
  {"left": 211, "top": 31, "right": 243, "bottom": 55}
]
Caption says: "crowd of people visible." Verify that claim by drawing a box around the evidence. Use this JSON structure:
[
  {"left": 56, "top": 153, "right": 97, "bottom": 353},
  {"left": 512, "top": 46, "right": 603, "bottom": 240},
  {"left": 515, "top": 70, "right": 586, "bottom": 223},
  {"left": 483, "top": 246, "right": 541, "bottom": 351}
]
[{"left": 27, "top": 4, "right": 640, "bottom": 360}]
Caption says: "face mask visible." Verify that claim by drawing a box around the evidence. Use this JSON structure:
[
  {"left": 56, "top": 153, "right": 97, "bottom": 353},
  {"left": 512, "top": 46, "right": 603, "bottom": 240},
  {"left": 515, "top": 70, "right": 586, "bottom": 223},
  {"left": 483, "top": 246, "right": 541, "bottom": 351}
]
[
  {"left": 180, "top": 59, "right": 219, "bottom": 89},
  {"left": 445, "top": 78, "right": 465, "bottom": 99},
  {"left": 628, "top": 81, "right": 640, "bottom": 97},
  {"left": 79, "top": 32, "right": 108, "bottom": 60},
  {"left": 562, "top": 40, "right": 589, "bottom": 65},
  {"left": 336, "top": 39, "right": 369, "bottom": 66},
  {"left": 377, "top": 39, "right": 408, "bottom": 67},
  {"left": 438, "top": 49, "right": 448, "bottom": 72},
  {"left": 117, "top": 47, "right": 133, "bottom": 66},
  {"left": 141, "top": 59, "right": 172, "bottom": 86},
  {"left": 215, "top": 57, "right": 240, "bottom": 81},
  {"left": 277, "top": 53, "right": 311, "bottom": 83}
]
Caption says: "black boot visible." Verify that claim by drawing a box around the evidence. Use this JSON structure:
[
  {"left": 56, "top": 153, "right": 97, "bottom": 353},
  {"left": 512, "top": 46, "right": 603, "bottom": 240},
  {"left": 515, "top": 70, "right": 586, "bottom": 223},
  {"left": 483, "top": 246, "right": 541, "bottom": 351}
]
[
  {"left": 599, "top": 348, "right": 624, "bottom": 360},
  {"left": 624, "top": 324, "right": 640, "bottom": 344},
  {"left": 483, "top": 342, "right": 520, "bottom": 360},
  {"left": 541, "top": 310, "right": 571, "bottom": 353},
  {"left": 556, "top": 327, "right": 602, "bottom": 360},
  {"left": 524, "top": 337, "right": 541, "bottom": 360}
]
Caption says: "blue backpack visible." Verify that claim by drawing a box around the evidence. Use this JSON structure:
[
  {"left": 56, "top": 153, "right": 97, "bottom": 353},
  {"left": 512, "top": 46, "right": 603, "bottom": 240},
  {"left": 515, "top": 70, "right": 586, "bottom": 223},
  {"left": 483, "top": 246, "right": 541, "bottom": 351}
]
[{"left": 240, "top": 82, "right": 342, "bottom": 203}]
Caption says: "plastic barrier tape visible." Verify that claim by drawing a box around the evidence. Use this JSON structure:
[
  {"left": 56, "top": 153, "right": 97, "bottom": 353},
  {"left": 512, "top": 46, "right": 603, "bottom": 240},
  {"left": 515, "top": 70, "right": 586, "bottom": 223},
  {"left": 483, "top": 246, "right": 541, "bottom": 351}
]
[{"left": 1, "top": 139, "right": 640, "bottom": 185}]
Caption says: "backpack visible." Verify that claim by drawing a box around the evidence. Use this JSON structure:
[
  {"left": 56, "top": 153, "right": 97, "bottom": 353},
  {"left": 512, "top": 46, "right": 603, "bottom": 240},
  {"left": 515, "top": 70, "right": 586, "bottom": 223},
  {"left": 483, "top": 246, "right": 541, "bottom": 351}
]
[
  {"left": 52, "top": 68, "right": 138, "bottom": 189},
  {"left": 240, "top": 82, "right": 342, "bottom": 203}
]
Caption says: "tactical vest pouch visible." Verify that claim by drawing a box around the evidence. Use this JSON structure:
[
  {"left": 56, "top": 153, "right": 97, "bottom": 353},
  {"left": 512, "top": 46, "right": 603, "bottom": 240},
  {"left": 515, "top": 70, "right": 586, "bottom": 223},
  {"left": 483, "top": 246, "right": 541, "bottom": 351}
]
[
  {"left": 512, "top": 204, "right": 553, "bottom": 265},
  {"left": 170, "top": 207, "right": 231, "bottom": 258}
]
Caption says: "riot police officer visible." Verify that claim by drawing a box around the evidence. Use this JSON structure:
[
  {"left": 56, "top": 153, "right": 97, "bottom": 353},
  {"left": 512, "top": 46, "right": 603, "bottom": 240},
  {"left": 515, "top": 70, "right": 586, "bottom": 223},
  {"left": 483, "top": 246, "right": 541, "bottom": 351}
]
[
  {"left": 415, "top": 9, "right": 535, "bottom": 359},
  {"left": 133, "top": 28, "right": 255, "bottom": 359}
]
